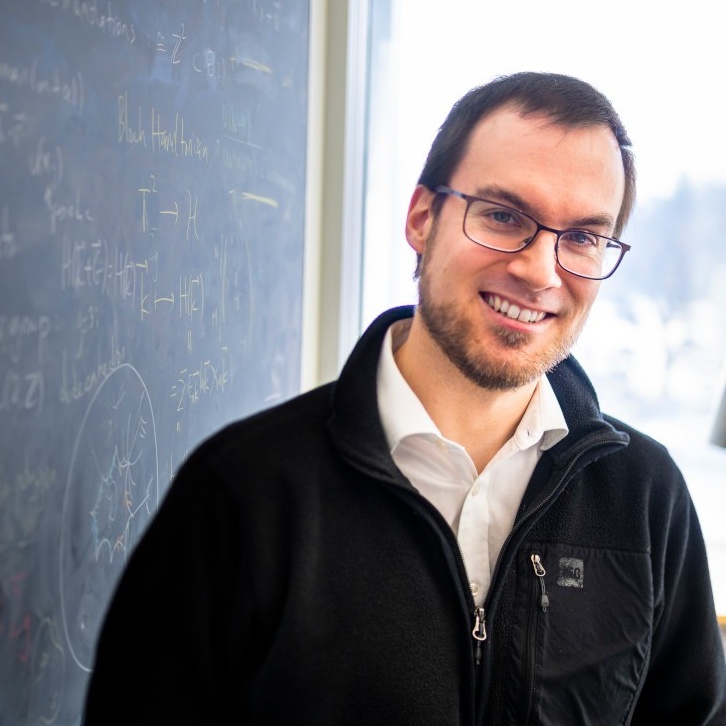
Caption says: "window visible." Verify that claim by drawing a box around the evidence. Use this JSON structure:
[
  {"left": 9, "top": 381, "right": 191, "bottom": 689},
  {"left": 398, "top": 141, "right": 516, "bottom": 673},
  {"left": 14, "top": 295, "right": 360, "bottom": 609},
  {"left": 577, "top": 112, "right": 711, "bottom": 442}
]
[{"left": 360, "top": 0, "right": 726, "bottom": 615}]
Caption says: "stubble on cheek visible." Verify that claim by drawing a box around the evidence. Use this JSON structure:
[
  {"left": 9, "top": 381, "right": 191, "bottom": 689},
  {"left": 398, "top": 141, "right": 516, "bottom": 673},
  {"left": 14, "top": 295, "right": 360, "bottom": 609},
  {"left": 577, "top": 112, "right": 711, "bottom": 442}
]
[
  {"left": 414, "top": 226, "right": 590, "bottom": 390},
  {"left": 417, "top": 284, "right": 534, "bottom": 390},
  {"left": 417, "top": 279, "right": 582, "bottom": 391}
]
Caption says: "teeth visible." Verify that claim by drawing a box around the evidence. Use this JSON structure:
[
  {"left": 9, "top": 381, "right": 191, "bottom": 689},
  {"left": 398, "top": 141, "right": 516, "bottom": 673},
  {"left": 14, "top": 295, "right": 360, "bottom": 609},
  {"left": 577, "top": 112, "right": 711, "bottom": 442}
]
[{"left": 485, "top": 294, "right": 546, "bottom": 324}]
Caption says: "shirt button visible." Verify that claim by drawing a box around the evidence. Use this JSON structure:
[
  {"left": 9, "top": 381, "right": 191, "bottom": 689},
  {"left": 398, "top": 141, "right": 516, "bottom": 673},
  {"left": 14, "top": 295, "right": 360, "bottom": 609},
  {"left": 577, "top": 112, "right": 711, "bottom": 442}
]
[
  {"left": 471, "top": 485, "right": 480, "bottom": 497},
  {"left": 470, "top": 583, "right": 480, "bottom": 597}
]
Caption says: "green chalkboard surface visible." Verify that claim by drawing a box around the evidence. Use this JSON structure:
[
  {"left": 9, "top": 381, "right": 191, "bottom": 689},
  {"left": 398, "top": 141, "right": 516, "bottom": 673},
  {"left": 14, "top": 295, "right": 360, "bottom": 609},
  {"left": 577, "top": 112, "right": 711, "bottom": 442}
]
[{"left": 0, "top": 1, "right": 309, "bottom": 722}]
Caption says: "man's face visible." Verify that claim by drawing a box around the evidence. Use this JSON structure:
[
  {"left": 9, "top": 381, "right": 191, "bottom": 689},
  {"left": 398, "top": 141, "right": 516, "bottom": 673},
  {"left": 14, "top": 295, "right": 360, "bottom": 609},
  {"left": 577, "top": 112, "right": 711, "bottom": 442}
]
[{"left": 406, "top": 105, "right": 626, "bottom": 390}]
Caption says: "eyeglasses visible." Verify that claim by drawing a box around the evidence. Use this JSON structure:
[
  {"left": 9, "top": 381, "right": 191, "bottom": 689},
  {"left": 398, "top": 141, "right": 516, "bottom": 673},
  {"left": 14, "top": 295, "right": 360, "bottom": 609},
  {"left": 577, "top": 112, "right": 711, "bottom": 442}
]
[{"left": 433, "top": 185, "right": 631, "bottom": 280}]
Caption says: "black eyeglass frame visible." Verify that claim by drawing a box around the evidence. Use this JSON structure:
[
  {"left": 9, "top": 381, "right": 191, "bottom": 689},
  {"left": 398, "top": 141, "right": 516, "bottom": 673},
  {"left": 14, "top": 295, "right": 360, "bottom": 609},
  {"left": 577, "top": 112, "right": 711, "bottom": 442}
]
[{"left": 432, "top": 185, "right": 631, "bottom": 281}]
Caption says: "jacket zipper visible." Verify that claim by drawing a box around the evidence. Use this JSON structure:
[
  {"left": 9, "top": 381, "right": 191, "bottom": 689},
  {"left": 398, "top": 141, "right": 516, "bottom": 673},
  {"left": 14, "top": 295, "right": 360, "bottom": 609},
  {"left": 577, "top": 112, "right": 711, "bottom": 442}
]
[
  {"left": 378, "top": 436, "right": 626, "bottom": 723},
  {"left": 456, "top": 540, "right": 488, "bottom": 667},
  {"left": 523, "top": 552, "right": 548, "bottom": 722},
  {"left": 530, "top": 553, "right": 549, "bottom": 611},
  {"left": 472, "top": 606, "right": 487, "bottom": 665},
  {"left": 476, "top": 438, "right": 626, "bottom": 720},
  {"left": 484, "top": 438, "right": 623, "bottom": 611}
]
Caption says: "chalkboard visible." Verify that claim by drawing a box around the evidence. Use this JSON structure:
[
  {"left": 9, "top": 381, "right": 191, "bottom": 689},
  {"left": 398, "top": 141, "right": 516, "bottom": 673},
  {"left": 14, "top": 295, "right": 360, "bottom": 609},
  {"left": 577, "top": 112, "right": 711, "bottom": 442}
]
[{"left": 0, "top": 1, "right": 309, "bottom": 723}]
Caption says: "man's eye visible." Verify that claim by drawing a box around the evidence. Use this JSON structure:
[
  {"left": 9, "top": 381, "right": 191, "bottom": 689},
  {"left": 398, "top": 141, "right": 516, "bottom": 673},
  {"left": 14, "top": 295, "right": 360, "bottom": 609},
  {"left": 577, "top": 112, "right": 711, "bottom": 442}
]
[
  {"left": 490, "top": 210, "right": 516, "bottom": 224},
  {"left": 563, "top": 231, "right": 598, "bottom": 247}
]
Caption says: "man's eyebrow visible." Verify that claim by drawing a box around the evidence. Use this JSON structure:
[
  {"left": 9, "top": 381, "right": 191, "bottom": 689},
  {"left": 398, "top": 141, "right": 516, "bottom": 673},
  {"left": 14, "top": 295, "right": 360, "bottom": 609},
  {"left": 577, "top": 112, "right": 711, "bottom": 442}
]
[
  {"left": 473, "top": 185, "right": 616, "bottom": 232},
  {"left": 473, "top": 185, "right": 530, "bottom": 211}
]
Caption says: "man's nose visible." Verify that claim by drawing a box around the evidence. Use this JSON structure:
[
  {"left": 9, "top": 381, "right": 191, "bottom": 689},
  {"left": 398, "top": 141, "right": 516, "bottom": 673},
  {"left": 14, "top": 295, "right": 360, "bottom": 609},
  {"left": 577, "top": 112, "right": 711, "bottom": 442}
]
[{"left": 505, "top": 229, "right": 563, "bottom": 290}]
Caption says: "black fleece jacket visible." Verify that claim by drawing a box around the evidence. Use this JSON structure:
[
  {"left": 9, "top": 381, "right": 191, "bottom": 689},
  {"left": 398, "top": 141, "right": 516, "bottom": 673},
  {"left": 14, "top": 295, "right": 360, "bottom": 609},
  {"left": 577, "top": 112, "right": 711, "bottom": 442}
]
[{"left": 84, "top": 306, "right": 726, "bottom": 725}]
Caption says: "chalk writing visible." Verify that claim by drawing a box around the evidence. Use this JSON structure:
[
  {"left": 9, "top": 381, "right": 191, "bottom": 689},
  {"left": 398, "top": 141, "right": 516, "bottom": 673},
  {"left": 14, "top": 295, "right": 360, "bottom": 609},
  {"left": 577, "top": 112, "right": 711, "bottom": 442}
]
[
  {"left": 151, "top": 107, "right": 209, "bottom": 161},
  {"left": 0, "top": 464, "right": 56, "bottom": 546},
  {"left": 137, "top": 175, "right": 189, "bottom": 234},
  {"left": 209, "top": 230, "right": 254, "bottom": 345},
  {"left": 170, "top": 349, "right": 232, "bottom": 412},
  {"left": 155, "top": 23, "right": 188, "bottom": 66},
  {"left": 221, "top": 143, "right": 257, "bottom": 174},
  {"left": 60, "top": 236, "right": 162, "bottom": 320},
  {"left": 136, "top": 177, "right": 202, "bottom": 248},
  {"left": 0, "top": 59, "right": 84, "bottom": 112},
  {"left": 36, "top": 0, "right": 136, "bottom": 45},
  {"left": 137, "top": 174, "right": 159, "bottom": 232},
  {"left": 0, "top": 314, "right": 50, "bottom": 365},
  {"left": 0, "top": 369, "right": 45, "bottom": 415},
  {"left": 61, "top": 236, "right": 104, "bottom": 292},
  {"left": 16, "top": 466, "right": 56, "bottom": 516},
  {"left": 60, "top": 364, "right": 158, "bottom": 671},
  {"left": 44, "top": 186, "right": 94, "bottom": 235},
  {"left": 1, "top": 1, "right": 308, "bottom": 720},
  {"left": 229, "top": 188, "right": 280, "bottom": 209},
  {"left": 193, "top": 48, "right": 226, "bottom": 82},
  {"left": 213, "top": 233, "right": 231, "bottom": 333},
  {"left": 178, "top": 273, "right": 204, "bottom": 319},
  {"left": 118, "top": 93, "right": 211, "bottom": 161},
  {"left": 118, "top": 91, "right": 146, "bottom": 147},
  {"left": 222, "top": 103, "right": 253, "bottom": 140},
  {"left": 59, "top": 332, "right": 126, "bottom": 405},
  {"left": 0, "top": 206, "right": 18, "bottom": 260},
  {"left": 230, "top": 55, "right": 274, "bottom": 76},
  {"left": 247, "top": 0, "right": 283, "bottom": 30},
  {"left": 186, "top": 189, "right": 200, "bottom": 240},
  {"left": 28, "top": 136, "right": 64, "bottom": 185},
  {"left": 0, "top": 102, "right": 29, "bottom": 147},
  {"left": 73, "top": 304, "right": 101, "bottom": 359},
  {"left": 27, "top": 616, "right": 65, "bottom": 725}
]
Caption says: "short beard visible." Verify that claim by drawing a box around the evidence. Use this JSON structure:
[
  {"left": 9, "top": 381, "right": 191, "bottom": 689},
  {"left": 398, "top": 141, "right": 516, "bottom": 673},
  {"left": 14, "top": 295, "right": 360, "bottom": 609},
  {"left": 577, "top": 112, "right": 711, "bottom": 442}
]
[
  {"left": 417, "top": 269, "right": 575, "bottom": 392},
  {"left": 418, "top": 297, "right": 546, "bottom": 391}
]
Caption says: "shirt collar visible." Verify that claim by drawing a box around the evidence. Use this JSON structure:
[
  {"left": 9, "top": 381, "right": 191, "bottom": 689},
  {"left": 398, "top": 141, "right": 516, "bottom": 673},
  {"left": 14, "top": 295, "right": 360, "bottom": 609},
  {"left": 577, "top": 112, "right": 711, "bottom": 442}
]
[
  {"left": 515, "top": 373, "right": 569, "bottom": 451},
  {"left": 376, "top": 321, "right": 569, "bottom": 454}
]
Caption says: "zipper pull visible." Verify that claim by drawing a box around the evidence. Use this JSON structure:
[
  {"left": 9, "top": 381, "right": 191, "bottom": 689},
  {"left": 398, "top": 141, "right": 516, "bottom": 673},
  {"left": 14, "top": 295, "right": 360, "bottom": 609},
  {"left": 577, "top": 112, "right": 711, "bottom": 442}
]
[
  {"left": 472, "top": 606, "right": 487, "bottom": 665},
  {"left": 530, "top": 553, "right": 549, "bottom": 611}
]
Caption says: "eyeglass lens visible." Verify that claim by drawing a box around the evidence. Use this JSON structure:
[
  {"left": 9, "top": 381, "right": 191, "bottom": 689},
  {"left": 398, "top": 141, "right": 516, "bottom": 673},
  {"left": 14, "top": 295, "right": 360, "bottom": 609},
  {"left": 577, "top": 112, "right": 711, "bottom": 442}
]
[{"left": 464, "top": 199, "right": 623, "bottom": 279}]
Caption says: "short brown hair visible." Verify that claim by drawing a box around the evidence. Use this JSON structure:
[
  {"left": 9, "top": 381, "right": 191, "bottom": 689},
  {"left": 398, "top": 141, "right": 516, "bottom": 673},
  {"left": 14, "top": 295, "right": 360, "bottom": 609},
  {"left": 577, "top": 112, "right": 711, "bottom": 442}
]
[{"left": 418, "top": 71, "right": 636, "bottom": 237}]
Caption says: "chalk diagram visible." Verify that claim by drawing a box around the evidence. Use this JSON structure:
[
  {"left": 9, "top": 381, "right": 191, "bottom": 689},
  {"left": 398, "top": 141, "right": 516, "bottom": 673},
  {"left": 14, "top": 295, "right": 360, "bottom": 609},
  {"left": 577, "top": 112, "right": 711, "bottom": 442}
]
[{"left": 59, "top": 363, "right": 158, "bottom": 672}]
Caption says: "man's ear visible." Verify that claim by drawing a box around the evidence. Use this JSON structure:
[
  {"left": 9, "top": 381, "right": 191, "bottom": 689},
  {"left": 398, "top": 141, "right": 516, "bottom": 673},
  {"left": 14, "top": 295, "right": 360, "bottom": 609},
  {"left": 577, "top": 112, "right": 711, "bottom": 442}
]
[{"left": 405, "top": 185, "right": 436, "bottom": 254}]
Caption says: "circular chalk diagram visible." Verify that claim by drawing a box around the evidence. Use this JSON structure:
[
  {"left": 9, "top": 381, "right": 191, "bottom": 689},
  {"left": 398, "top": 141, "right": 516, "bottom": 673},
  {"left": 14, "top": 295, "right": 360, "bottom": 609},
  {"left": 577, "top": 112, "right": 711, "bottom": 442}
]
[{"left": 59, "top": 363, "right": 159, "bottom": 672}]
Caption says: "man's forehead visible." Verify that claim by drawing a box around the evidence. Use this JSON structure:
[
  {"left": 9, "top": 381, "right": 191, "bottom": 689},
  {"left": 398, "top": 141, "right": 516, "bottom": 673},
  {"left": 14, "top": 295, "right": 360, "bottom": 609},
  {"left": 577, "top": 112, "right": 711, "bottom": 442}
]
[
  {"left": 456, "top": 107, "right": 623, "bottom": 181},
  {"left": 451, "top": 105, "right": 625, "bottom": 226}
]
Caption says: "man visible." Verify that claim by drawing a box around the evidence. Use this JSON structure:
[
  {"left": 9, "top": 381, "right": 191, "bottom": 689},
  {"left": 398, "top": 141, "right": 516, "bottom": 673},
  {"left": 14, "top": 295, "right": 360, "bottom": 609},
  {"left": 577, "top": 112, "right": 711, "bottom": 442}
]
[{"left": 84, "top": 72, "right": 726, "bottom": 724}]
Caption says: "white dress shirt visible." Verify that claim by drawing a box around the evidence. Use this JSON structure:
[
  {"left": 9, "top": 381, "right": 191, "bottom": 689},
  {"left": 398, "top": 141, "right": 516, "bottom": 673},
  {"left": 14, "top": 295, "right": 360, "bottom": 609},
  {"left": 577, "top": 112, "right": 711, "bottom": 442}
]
[{"left": 377, "top": 320, "right": 569, "bottom": 606}]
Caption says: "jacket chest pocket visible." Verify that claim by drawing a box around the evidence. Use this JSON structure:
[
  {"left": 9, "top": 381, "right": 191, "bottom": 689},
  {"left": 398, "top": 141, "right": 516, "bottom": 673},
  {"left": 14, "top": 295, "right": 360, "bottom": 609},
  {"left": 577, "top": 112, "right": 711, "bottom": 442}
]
[{"left": 504, "top": 542, "right": 653, "bottom": 726}]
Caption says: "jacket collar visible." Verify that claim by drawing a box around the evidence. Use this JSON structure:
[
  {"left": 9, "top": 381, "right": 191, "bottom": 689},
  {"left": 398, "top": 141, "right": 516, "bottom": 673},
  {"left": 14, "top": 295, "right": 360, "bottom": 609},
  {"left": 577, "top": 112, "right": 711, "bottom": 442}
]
[
  {"left": 328, "top": 307, "right": 413, "bottom": 482},
  {"left": 328, "top": 306, "right": 628, "bottom": 478}
]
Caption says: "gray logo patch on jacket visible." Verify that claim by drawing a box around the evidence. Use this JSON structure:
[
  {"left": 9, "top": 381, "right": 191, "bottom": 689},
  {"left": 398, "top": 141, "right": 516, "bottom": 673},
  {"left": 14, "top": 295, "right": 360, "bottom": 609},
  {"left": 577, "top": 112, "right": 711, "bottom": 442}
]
[{"left": 557, "top": 557, "right": 584, "bottom": 588}]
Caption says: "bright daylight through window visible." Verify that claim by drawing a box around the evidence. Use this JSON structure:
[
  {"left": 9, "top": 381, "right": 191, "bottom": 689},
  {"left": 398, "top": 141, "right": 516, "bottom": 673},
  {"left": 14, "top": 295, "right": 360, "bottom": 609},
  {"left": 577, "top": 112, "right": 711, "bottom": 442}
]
[{"left": 360, "top": 0, "right": 726, "bottom": 618}]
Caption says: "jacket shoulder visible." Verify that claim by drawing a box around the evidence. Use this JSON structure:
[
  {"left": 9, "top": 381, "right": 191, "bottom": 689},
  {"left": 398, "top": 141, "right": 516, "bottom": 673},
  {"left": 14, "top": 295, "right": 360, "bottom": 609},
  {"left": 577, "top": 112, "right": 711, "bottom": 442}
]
[
  {"left": 197, "top": 383, "right": 334, "bottom": 454},
  {"left": 602, "top": 414, "right": 684, "bottom": 474}
]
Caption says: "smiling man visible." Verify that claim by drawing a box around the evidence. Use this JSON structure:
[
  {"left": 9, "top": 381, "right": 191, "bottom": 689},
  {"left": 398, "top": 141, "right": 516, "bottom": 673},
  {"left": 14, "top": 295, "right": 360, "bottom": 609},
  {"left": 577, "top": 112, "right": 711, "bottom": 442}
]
[{"left": 85, "top": 73, "right": 726, "bottom": 725}]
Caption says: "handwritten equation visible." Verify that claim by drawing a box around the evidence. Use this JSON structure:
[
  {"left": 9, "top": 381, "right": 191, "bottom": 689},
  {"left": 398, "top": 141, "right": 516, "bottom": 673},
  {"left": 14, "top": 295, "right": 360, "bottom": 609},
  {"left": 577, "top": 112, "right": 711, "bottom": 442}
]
[{"left": 0, "top": 1, "right": 307, "bottom": 722}]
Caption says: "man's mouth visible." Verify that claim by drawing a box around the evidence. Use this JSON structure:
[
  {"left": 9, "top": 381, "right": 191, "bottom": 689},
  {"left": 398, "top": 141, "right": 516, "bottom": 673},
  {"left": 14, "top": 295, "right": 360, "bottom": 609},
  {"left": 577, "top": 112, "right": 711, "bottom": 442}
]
[{"left": 484, "top": 294, "right": 547, "bottom": 324}]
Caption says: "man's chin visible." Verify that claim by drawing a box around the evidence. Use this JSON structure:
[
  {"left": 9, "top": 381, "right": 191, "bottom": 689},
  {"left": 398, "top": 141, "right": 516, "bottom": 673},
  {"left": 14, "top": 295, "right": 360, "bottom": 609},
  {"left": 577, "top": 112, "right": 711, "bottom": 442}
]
[
  {"left": 455, "top": 358, "right": 541, "bottom": 392},
  {"left": 454, "top": 335, "right": 572, "bottom": 391},
  {"left": 492, "top": 325, "right": 534, "bottom": 350}
]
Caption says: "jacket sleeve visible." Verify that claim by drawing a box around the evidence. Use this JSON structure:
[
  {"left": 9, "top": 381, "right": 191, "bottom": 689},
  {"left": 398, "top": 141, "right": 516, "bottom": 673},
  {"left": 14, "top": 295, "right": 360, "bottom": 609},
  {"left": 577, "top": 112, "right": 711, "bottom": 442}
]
[
  {"left": 632, "top": 477, "right": 726, "bottom": 725},
  {"left": 82, "top": 446, "right": 246, "bottom": 725}
]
